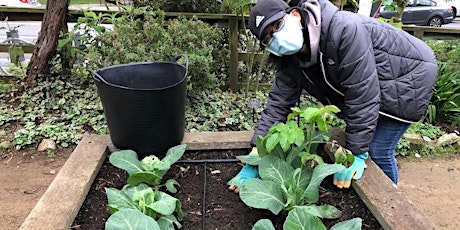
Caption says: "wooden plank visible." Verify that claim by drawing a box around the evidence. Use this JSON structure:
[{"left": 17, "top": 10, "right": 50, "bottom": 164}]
[
  {"left": 19, "top": 134, "right": 110, "bottom": 230},
  {"left": 182, "top": 131, "right": 253, "bottom": 150},
  {"left": 326, "top": 128, "right": 436, "bottom": 230}
]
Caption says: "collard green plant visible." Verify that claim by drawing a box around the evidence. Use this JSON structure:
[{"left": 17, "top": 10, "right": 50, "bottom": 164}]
[
  {"left": 109, "top": 144, "right": 186, "bottom": 186},
  {"left": 238, "top": 106, "right": 362, "bottom": 229},
  {"left": 105, "top": 183, "right": 183, "bottom": 230},
  {"left": 105, "top": 144, "right": 186, "bottom": 229}
]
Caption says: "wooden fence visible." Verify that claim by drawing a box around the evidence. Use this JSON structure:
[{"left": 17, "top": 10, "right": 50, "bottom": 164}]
[{"left": 1, "top": 6, "right": 460, "bottom": 90}]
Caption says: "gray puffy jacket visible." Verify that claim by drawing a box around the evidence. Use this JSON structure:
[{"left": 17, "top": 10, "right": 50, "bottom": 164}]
[{"left": 252, "top": 0, "right": 438, "bottom": 154}]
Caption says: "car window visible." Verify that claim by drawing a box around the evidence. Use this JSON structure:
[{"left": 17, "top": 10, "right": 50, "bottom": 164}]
[
  {"left": 407, "top": 0, "right": 415, "bottom": 7},
  {"left": 416, "top": 0, "right": 436, "bottom": 6}
]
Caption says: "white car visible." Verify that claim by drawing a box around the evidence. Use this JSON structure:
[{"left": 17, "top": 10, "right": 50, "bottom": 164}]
[
  {"left": 444, "top": 0, "right": 460, "bottom": 16},
  {"left": 0, "top": 0, "right": 41, "bottom": 7}
]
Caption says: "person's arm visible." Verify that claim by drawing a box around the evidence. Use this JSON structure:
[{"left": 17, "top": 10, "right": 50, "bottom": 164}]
[
  {"left": 335, "top": 20, "right": 380, "bottom": 154},
  {"left": 251, "top": 68, "right": 303, "bottom": 145}
]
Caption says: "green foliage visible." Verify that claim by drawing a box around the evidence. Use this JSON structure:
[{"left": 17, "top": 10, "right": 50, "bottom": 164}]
[
  {"left": 82, "top": 8, "right": 228, "bottom": 97},
  {"left": 109, "top": 144, "right": 186, "bottom": 186},
  {"left": 146, "top": 0, "right": 226, "bottom": 13},
  {"left": 425, "top": 63, "right": 460, "bottom": 124},
  {"left": 2, "top": 71, "right": 106, "bottom": 150},
  {"left": 426, "top": 40, "right": 460, "bottom": 63},
  {"left": 408, "top": 123, "right": 446, "bottom": 139},
  {"left": 395, "top": 138, "right": 411, "bottom": 156},
  {"left": 238, "top": 105, "right": 361, "bottom": 229},
  {"left": 185, "top": 90, "right": 267, "bottom": 132},
  {"left": 395, "top": 123, "right": 447, "bottom": 157},
  {"left": 106, "top": 145, "right": 185, "bottom": 229}
]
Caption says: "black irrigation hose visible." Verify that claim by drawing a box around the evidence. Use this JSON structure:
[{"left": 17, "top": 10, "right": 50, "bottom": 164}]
[
  {"left": 202, "top": 162, "right": 207, "bottom": 230},
  {"left": 176, "top": 159, "right": 241, "bottom": 164},
  {"left": 175, "top": 158, "right": 241, "bottom": 229}
]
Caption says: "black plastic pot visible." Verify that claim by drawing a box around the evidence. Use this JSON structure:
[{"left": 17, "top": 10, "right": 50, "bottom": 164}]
[{"left": 92, "top": 55, "right": 188, "bottom": 158}]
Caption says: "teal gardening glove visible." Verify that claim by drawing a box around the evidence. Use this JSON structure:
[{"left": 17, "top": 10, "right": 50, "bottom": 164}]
[
  {"left": 333, "top": 152, "right": 368, "bottom": 189},
  {"left": 227, "top": 147, "right": 259, "bottom": 193}
]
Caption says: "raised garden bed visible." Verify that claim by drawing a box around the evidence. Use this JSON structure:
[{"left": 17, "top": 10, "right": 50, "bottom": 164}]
[
  {"left": 72, "top": 149, "right": 382, "bottom": 229},
  {"left": 19, "top": 131, "right": 436, "bottom": 230}
]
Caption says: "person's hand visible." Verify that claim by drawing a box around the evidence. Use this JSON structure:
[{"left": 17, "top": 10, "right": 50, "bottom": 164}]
[
  {"left": 227, "top": 147, "right": 259, "bottom": 193},
  {"left": 333, "top": 152, "right": 368, "bottom": 189}
]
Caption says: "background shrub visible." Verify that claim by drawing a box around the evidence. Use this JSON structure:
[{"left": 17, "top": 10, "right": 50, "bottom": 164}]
[{"left": 84, "top": 9, "right": 229, "bottom": 96}]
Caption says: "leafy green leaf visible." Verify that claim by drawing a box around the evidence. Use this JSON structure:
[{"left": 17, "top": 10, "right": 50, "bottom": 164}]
[
  {"left": 133, "top": 187, "right": 155, "bottom": 212},
  {"left": 287, "top": 166, "right": 312, "bottom": 191},
  {"left": 237, "top": 154, "right": 261, "bottom": 165},
  {"left": 105, "top": 208, "right": 160, "bottom": 230},
  {"left": 157, "top": 214, "right": 182, "bottom": 230},
  {"left": 122, "top": 184, "right": 150, "bottom": 199},
  {"left": 239, "top": 179, "right": 286, "bottom": 215},
  {"left": 149, "top": 191, "right": 179, "bottom": 216},
  {"left": 252, "top": 219, "right": 276, "bottom": 230},
  {"left": 164, "top": 179, "right": 180, "bottom": 193},
  {"left": 329, "top": 218, "right": 362, "bottom": 230},
  {"left": 128, "top": 172, "right": 162, "bottom": 186},
  {"left": 109, "top": 150, "right": 143, "bottom": 175},
  {"left": 304, "top": 163, "right": 343, "bottom": 204},
  {"left": 283, "top": 207, "right": 327, "bottom": 230},
  {"left": 266, "top": 132, "right": 280, "bottom": 153},
  {"left": 259, "top": 155, "right": 294, "bottom": 185},
  {"left": 162, "top": 144, "right": 186, "bottom": 165},
  {"left": 105, "top": 187, "right": 137, "bottom": 213},
  {"left": 293, "top": 205, "right": 342, "bottom": 219}
]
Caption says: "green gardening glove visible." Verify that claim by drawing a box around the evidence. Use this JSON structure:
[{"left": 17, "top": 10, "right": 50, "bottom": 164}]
[
  {"left": 333, "top": 152, "right": 368, "bottom": 189},
  {"left": 227, "top": 147, "right": 259, "bottom": 193}
]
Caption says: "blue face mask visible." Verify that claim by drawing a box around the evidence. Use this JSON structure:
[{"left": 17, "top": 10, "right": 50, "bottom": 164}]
[{"left": 266, "top": 21, "right": 304, "bottom": 57}]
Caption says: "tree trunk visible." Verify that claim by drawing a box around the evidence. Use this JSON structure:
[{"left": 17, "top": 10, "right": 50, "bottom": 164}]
[
  {"left": 25, "top": 0, "right": 70, "bottom": 87},
  {"left": 393, "top": 0, "right": 408, "bottom": 23}
]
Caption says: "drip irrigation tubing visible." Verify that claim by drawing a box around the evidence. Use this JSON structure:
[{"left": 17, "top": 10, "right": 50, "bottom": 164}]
[
  {"left": 176, "top": 159, "right": 241, "bottom": 164},
  {"left": 202, "top": 162, "right": 207, "bottom": 230},
  {"left": 175, "top": 157, "right": 241, "bottom": 229}
]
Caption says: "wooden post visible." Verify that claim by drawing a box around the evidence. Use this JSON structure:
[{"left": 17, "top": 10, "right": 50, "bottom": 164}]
[{"left": 228, "top": 16, "right": 239, "bottom": 92}]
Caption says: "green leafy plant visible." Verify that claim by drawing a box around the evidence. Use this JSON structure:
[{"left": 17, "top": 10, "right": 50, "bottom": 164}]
[
  {"left": 330, "top": 140, "right": 355, "bottom": 168},
  {"left": 238, "top": 106, "right": 362, "bottom": 230},
  {"left": 109, "top": 144, "right": 186, "bottom": 186},
  {"left": 105, "top": 144, "right": 186, "bottom": 229},
  {"left": 426, "top": 63, "right": 460, "bottom": 124}
]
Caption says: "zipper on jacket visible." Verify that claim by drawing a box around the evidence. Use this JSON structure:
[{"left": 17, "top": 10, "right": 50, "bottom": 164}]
[{"left": 318, "top": 52, "right": 344, "bottom": 96}]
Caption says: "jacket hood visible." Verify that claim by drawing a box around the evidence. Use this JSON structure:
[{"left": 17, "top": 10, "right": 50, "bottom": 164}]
[{"left": 299, "top": 0, "right": 322, "bottom": 68}]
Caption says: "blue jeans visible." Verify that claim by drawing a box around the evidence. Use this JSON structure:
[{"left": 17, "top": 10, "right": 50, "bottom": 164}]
[{"left": 369, "top": 116, "right": 410, "bottom": 184}]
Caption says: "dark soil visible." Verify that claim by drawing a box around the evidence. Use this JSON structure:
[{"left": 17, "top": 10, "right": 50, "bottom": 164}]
[{"left": 72, "top": 148, "right": 382, "bottom": 230}]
